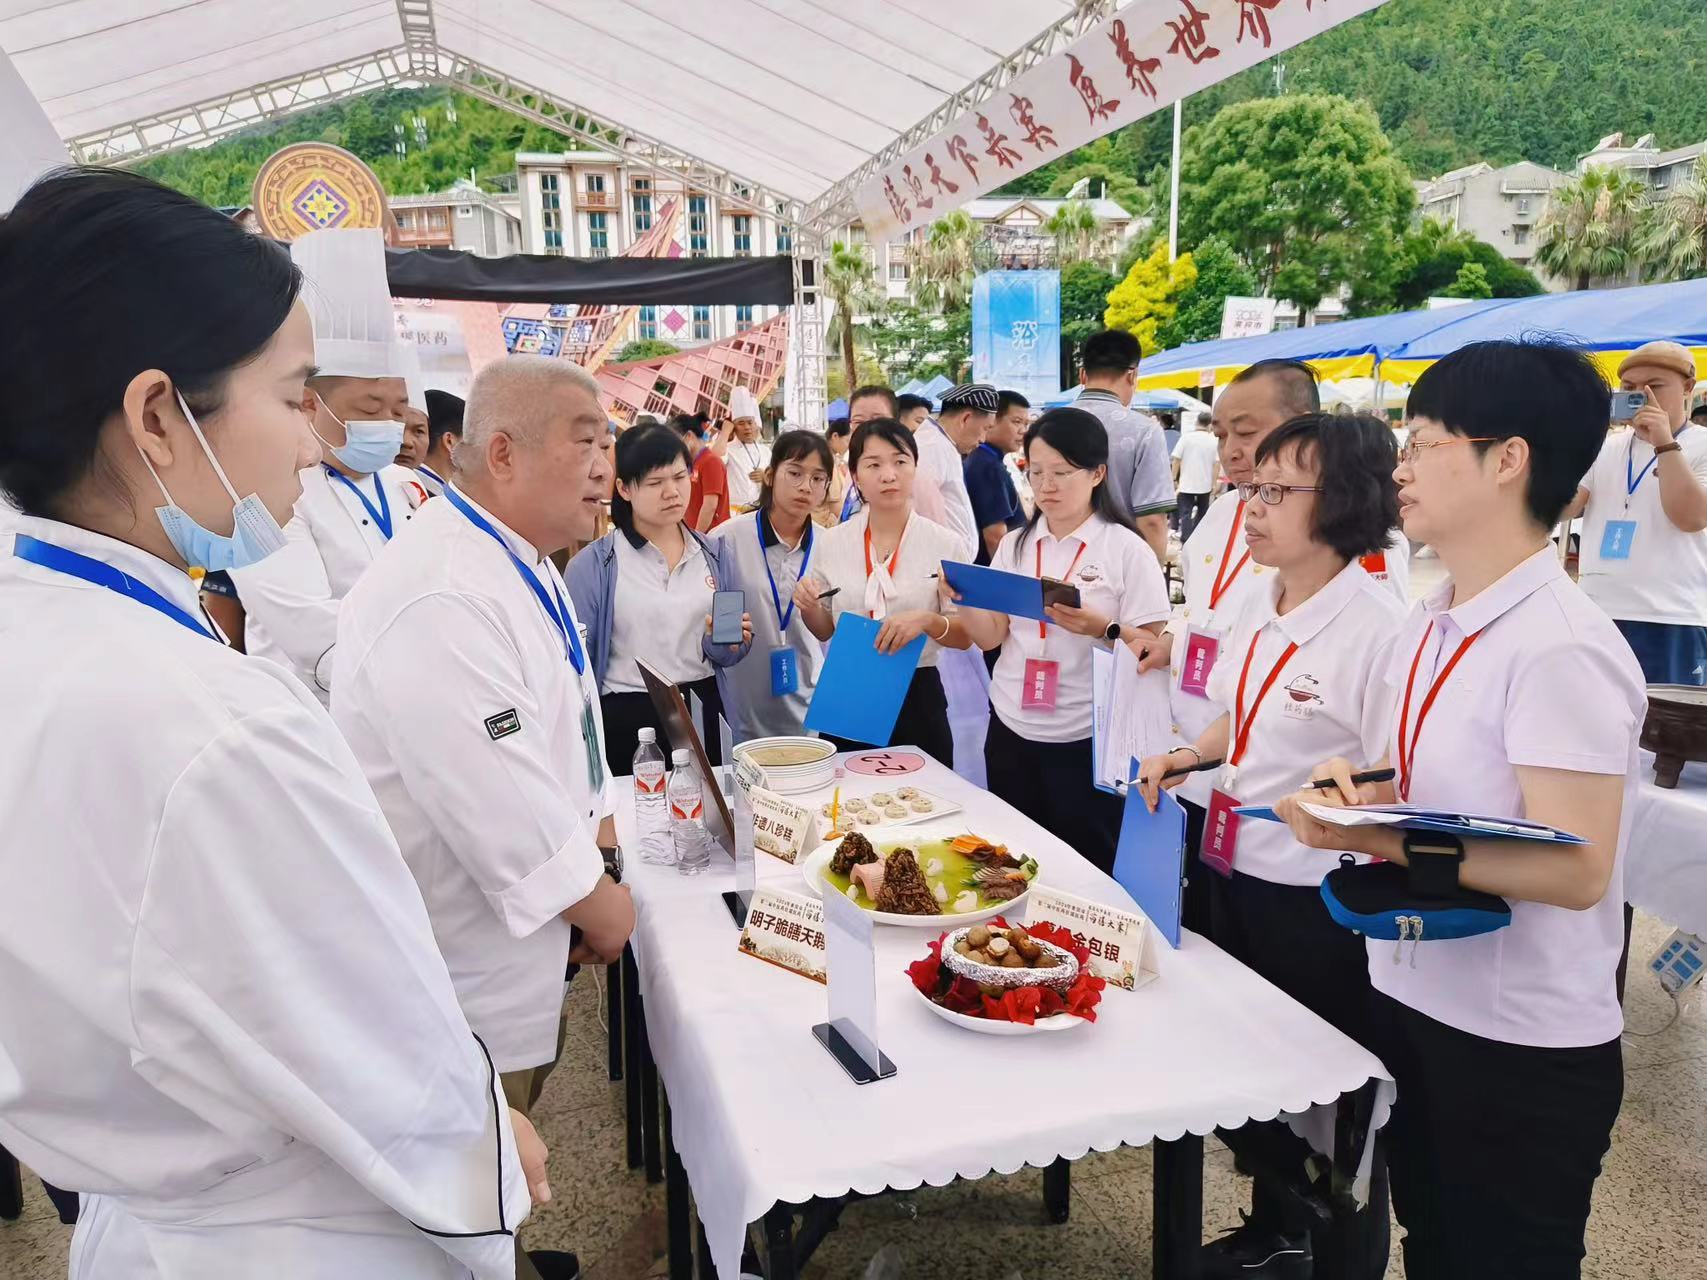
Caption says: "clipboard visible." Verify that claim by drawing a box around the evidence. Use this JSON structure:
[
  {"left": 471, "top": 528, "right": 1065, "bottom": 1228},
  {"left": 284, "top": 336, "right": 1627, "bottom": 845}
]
[
  {"left": 940, "top": 560, "right": 1049, "bottom": 623},
  {"left": 1233, "top": 802, "right": 1586, "bottom": 845},
  {"left": 803, "top": 614, "right": 925, "bottom": 746}
]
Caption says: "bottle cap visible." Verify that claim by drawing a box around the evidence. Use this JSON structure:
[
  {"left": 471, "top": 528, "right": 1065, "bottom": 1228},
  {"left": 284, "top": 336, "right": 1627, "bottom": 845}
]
[
  {"left": 637, "top": 727, "right": 656, "bottom": 742},
  {"left": 671, "top": 749, "right": 692, "bottom": 765}
]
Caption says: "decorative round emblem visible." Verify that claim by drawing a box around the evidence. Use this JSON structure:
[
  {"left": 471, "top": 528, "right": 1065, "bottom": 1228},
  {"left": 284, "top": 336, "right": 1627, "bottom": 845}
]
[{"left": 252, "top": 143, "right": 390, "bottom": 241}]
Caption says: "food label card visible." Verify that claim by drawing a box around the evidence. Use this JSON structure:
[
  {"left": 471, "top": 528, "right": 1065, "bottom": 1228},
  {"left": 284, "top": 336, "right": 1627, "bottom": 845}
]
[
  {"left": 736, "top": 887, "right": 827, "bottom": 983},
  {"left": 1025, "top": 885, "right": 1158, "bottom": 991},
  {"left": 748, "top": 786, "right": 815, "bottom": 863}
]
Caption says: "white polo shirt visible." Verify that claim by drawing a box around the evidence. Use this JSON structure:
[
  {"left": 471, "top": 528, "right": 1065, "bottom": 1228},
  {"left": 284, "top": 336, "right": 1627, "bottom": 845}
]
[
  {"left": 816, "top": 508, "right": 962, "bottom": 669},
  {"left": 1202, "top": 563, "right": 1405, "bottom": 886},
  {"left": 1577, "top": 424, "right": 1707, "bottom": 627},
  {"left": 606, "top": 527, "right": 717, "bottom": 693},
  {"left": 989, "top": 513, "right": 1171, "bottom": 743},
  {"left": 334, "top": 489, "right": 612, "bottom": 1072},
  {"left": 1168, "top": 490, "right": 1411, "bottom": 804},
  {"left": 1370, "top": 547, "right": 1645, "bottom": 1048},
  {"left": 1172, "top": 430, "right": 1220, "bottom": 495},
  {"left": 915, "top": 419, "right": 980, "bottom": 562}
]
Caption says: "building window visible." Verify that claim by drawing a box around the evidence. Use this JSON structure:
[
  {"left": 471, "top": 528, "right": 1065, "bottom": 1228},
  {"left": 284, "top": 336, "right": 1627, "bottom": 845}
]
[
  {"left": 735, "top": 304, "right": 754, "bottom": 333},
  {"left": 1515, "top": 196, "right": 1532, "bottom": 216},
  {"left": 693, "top": 306, "right": 711, "bottom": 341},
  {"left": 587, "top": 173, "right": 606, "bottom": 194},
  {"left": 632, "top": 177, "right": 653, "bottom": 234},
  {"left": 639, "top": 306, "right": 658, "bottom": 340},
  {"left": 776, "top": 224, "right": 792, "bottom": 254},
  {"left": 688, "top": 195, "right": 709, "bottom": 256},
  {"left": 588, "top": 212, "right": 608, "bottom": 257},
  {"left": 889, "top": 260, "right": 909, "bottom": 282},
  {"left": 849, "top": 223, "right": 867, "bottom": 245},
  {"left": 540, "top": 172, "right": 560, "bottom": 213},
  {"left": 732, "top": 215, "right": 752, "bottom": 256},
  {"left": 542, "top": 208, "right": 562, "bottom": 253},
  {"left": 1513, "top": 225, "right": 1530, "bottom": 247}
]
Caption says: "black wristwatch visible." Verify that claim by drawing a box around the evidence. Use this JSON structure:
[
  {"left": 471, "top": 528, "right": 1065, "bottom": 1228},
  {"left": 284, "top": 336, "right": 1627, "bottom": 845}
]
[
  {"left": 1103, "top": 619, "right": 1124, "bottom": 642},
  {"left": 1403, "top": 832, "right": 1464, "bottom": 897}
]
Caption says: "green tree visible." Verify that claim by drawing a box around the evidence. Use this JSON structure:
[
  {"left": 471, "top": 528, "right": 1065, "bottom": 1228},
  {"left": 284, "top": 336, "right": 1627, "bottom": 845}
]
[
  {"left": 1178, "top": 95, "right": 1414, "bottom": 315},
  {"left": 1535, "top": 165, "right": 1652, "bottom": 290},
  {"left": 1043, "top": 200, "right": 1100, "bottom": 267},
  {"left": 868, "top": 302, "right": 972, "bottom": 386},
  {"left": 1389, "top": 220, "right": 1543, "bottom": 309},
  {"left": 1105, "top": 244, "right": 1197, "bottom": 356},
  {"left": 909, "top": 209, "right": 980, "bottom": 312},
  {"left": 823, "top": 241, "right": 884, "bottom": 396},
  {"left": 1443, "top": 261, "right": 1493, "bottom": 299},
  {"left": 612, "top": 339, "right": 680, "bottom": 363},
  {"left": 1045, "top": 162, "right": 1146, "bottom": 219},
  {"left": 1060, "top": 260, "right": 1118, "bottom": 354},
  {"left": 1156, "top": 237, "right": 1258, "bottom": 350},
  {"left": 1639, "top": 158, "right": 1707, "bottom": 281}
]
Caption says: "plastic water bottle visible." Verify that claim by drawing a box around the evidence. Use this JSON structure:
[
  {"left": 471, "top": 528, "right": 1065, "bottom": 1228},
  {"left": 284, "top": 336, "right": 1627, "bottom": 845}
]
[
  {"left": 668, "top": 749, "right": 711, "bottom": 874},
  {"left": 632, "top": 728, "right": 671, "bottom": 865}
]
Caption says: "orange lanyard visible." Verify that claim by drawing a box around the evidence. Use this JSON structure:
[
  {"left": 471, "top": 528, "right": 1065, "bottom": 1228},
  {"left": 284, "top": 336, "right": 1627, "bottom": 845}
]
[
  {"left": 1396, "top": 622, "right": 1483, "bottom": 801},
  {"left": 1229, "top": 632, "right": 1300, "bottom": 768},
  {"left": 1036, "top": 538, "right": 1087, "bottom": 639},
  {"left": 864, "top": 523, "right": 904, "bottom": 619},
  {"left": 1209, "top": 499, "right": 1250, "bottom": 611}
]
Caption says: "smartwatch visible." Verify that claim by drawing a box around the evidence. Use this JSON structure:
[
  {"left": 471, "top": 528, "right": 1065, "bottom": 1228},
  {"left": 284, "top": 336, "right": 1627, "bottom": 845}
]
[
  {"left": 1403, "top": 832, "right": 1464, "bottom": 897},
  {"left": 1103, "top": 620, "right": 1124, "bottom": 642}
]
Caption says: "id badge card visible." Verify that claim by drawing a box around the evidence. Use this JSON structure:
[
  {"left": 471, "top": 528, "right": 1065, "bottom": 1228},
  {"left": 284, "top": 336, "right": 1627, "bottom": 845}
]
[
  {"left": 1179, "top": 627, "right": 1223, "bottom": 699},
  {"left": 770, "top": 646, "right": 799, "bottom": 696},
  {"left": 1600, "top": 520, "right": 1636, "bottom": 561},
  {"left": 1021, "top": 658, "right": 1060, "bottom": 711},
  {"left": 1200, "top": 787, "right": 1242, "bottom": 877}
]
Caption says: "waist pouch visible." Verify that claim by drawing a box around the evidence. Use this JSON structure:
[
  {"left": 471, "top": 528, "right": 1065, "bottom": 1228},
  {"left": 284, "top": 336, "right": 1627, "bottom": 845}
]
[{"left": 1320, "top": 858, "right": 1511, "bottom": 943}]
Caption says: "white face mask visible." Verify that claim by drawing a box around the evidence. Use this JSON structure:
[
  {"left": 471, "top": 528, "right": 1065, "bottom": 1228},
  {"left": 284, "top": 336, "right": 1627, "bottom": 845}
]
[{"left": 313, "top": 394, "right": 405, "bottom": 474}]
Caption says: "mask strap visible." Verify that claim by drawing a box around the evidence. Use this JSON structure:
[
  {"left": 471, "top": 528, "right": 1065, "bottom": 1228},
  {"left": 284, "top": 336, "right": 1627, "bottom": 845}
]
[
  {"left": 173, "top": 391, "right": 244, "bottom": 505},
  {"left": 310, "top": 391, "right": 345, "bottom": 456}
]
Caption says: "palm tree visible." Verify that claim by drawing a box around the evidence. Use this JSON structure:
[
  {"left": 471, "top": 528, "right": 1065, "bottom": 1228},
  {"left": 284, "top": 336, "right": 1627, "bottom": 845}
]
[
  {"left": 1535, "top": 166, "right": 1652, "bottom": 290},
  {"left": 1409, "top": 215, "right": 1477, "bottom": 260},
  {"left": 909, "top": 209, "right": 980, "bottom": 311},
  {"left": 1639, "top": 159, "right": 1707, "bottom": 282},
  {"left": 1044, "top": 199, "right": 1100, "bottom": 266},
  {"left": 822, "top": 240, "right": 884, "bottom": 396}
]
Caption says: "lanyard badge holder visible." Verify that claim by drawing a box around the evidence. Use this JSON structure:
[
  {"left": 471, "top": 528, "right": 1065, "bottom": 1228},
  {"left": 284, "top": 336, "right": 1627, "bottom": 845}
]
[
  {"left": 758, "top": 516, "right": 812, "bottom": 696},
  {"left": 1181, "top": 501, "right": 1250, "bottom": 699},
  {"left": 1021, "top": 541, "right": 1085, "bottom": 712},
  {"left": 1201, "top": 632, "right": 1298, "bottom": 877},
  {"left": 1603, "top": 439, "right": 1658, "bottom": 562},
  {"left": 327, "top": 467, "right": 395, "bottom": 540}
]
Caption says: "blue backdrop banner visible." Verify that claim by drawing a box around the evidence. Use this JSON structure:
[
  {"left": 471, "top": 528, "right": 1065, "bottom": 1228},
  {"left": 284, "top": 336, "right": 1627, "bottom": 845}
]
[{"left": 972, "top": 270, "right": 1061, "bottom": 407}]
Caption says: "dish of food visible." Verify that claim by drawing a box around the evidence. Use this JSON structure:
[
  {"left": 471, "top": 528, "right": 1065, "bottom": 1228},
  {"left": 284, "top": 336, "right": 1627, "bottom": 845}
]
[
  {"left": 735, "top": 736, "right": 837, "bottom": 795},
  {"left": 799, "top": 825, "right": 1039, "bottom": 927},
  {"left": 905, "top": 918, "right": 1105, "bottom": 1033},
  {"left": 816, "top": 786, "right": 962, "bottom": 831},
  {"left": 746, "top": 741, "right": 834, "bottom": 768}
]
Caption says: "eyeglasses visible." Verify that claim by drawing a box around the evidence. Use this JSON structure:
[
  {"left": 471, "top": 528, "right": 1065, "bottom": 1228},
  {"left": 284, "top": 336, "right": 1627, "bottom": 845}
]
[
  {"left": 1398, "top": 437, "right": 1498, "bottom": 464},
  {"left": 1029, "top": 466, "right": 1087, "bottom": 488},
  {"left": 1238, "top": 482, "right": 1323, "bottom": 506},
  {"left": 777, "top": 466, "right": 830, "bottom": 491}
]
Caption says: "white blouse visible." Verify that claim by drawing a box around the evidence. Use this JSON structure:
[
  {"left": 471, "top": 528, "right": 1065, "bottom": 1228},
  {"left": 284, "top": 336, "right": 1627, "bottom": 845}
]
[{"left": 814, "top": 508, "right": 961, "bottom": 668}]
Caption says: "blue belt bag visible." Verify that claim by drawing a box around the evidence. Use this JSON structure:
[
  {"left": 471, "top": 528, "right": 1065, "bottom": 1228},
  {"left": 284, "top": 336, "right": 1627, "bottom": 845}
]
[{"left": 1320, "top": 856, "right": 1511, "bottom": 947}]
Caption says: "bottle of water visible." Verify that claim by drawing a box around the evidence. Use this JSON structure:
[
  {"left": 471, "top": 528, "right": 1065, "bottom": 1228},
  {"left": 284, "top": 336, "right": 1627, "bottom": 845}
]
[
  {"left": 668, "top": 748, "right": 711, "bottom": 874},
  {"left": 632, "top": 728, "right": 671, "bottom": 865}
]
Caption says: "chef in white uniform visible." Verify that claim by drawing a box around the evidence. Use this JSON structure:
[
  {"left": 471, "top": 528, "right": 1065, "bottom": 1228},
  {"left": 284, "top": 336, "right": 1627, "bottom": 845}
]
[
  {"left": 724, "top": 385, "right": 769, "bottom": 512},
  {"left": 336, "top": 356, "right": 636, "bottom": 1114},
  {"left": 229, "top": 227, "right": 425, "bottom": 703},
  {"left": 0, "top": 166, "right": 543, "bottom": 1279}
]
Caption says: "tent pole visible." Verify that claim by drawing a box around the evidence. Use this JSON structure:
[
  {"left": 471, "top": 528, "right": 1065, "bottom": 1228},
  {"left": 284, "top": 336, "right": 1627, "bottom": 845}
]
[
  {"left": 1168, "top": 99, "right": 1182, "bottom": 263},
  {"left": 790, "top": 237, "right": 828, "bottom": 430}
]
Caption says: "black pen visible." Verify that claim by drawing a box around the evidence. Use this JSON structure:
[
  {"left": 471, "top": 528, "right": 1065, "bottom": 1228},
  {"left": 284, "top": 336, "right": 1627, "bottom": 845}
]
[
  {"left": 1307, "top": 767, "right": 1396, "bottom": 791},
  {"left": 1128, "top": 757, "right": 1226, "bottom": 788},
  {"left": 816, "top": 587, "right": 841, "bottom": 601}
]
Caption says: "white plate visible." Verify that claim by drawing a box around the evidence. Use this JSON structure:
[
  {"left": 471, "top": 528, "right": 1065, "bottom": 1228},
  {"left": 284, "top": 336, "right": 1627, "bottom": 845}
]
[
  {"left": 817, "top": 787, "right": 963, "bottom": 830},
  {"left": 735, "top": 737, "right": 836, "bottom": 795},
  {"left": 798, "top": 824, "right": 1036, "bottom": 928},
  {"left": 911, "top": 985, "right": 1087, "bottom": 1036}
]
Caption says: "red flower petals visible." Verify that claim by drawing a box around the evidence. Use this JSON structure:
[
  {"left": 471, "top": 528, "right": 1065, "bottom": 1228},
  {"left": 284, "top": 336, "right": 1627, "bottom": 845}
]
[{"left": 905, "top": 928, "right": 1105, "bottom": 1025}]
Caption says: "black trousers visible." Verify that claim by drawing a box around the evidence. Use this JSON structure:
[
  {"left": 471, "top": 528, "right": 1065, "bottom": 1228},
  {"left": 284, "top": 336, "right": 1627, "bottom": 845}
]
[
  {"left": 600, "top": 676, "right": 724, "bottom": 781},
  {"left": 1209, "top": 870, "right": 1390, "bottom": 1277},
  {"left": 823, "top": 665, "right": 954, "bottom": 771},
  {"left": 983, "top": 712, "right": 1125, "bottom": 873},
  {"left": 1177, "top": 489, "right": 1213, "bottom": 542},
  {"left": 1370, "top": 990, "right": 1623, "bottom": 1280}
]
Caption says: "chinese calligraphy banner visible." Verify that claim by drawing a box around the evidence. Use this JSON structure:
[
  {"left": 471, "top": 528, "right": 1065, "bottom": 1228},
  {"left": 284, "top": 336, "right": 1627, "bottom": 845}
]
[{"left": 854, "top": 0, "right": 1392, "bottom": 243}]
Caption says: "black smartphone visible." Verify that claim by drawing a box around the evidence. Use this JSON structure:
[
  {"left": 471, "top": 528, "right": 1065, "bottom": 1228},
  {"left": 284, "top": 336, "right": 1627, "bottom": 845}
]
[
  {"left": 711, "top": 589, "right": 745, "bottom": 645},
  {"left": 1040, "top": 576, "right": 1081, "bottom": 611}
]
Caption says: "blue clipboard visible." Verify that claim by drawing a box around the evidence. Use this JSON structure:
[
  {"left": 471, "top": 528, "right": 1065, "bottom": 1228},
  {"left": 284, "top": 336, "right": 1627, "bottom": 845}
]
[
  {"left": 940, "top": 560, "right": 1049, "bottom": 623},
  {"left": 1233, "top": 804, "right": 1585, "bottom": 844},
  {"left": 1112, "top": 786, "right": 1186, "bottom": 948},
  {"left": 804, "top": 613, "right": 926, "bottom": 746}
]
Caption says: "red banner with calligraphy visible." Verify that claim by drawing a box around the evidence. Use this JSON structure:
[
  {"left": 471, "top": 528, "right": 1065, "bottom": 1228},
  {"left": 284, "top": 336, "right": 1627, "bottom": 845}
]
[{"left": 854, "top": 0, "right": 1391, "bottom": 242}]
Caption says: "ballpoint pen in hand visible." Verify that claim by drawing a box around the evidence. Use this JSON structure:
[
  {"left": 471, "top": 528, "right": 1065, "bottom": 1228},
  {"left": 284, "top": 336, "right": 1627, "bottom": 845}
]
[
  {"left": 1306, "top": 767, "right": 1397, "bottom": 791},
  {"left": 1118, "top": 757, "right": 1227, "bottom": 791}
]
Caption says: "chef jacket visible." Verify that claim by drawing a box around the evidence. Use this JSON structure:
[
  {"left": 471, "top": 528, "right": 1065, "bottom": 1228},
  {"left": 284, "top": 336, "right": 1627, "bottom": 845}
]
[
  {"left": 229, "top": 462, "right": 423, "bottom": 702},
  {"left": 0, "top": 514, "right": 527, "bottom": 1280},
  {"left": 335, "top": 488, "right": 613, "bottom": 1072}
]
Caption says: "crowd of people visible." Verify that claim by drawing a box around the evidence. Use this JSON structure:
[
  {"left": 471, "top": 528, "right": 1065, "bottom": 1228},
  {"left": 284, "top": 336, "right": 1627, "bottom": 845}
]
[{"left": 2, "top": 164, "right": 1704, "bottom": 1280}]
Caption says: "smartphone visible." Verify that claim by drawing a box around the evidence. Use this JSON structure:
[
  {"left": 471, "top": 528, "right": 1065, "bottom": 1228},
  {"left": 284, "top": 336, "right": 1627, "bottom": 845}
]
[
  {"left": 1040, "top": 577, "right": 1081, "bottom": 611},
  {"left": 1610, "top": 390, "right": 1647, "bottom": 423},
  {"left": 710, "top": 589, "right": 745, "bottom": 645}
]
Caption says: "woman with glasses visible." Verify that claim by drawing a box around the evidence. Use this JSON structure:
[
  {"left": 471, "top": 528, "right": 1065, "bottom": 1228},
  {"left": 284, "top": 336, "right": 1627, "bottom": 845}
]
[
  {"left": 956, "top": 408, "right": 1171, "bottom": 872},
  {"left": 713, "top": 429, "right": 835, "bottom": 741},
  {"left": 794, "top": 418, "right": 974, "bottom": 766},
  {"left": 566, "top": 423, "right": 753, "bottom": 777},
  {"left": 1136, "top": 412, "right": 1405, "bottom": 1279}
]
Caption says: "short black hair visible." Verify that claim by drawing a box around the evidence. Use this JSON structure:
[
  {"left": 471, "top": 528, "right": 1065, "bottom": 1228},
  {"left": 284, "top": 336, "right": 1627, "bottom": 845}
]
[
  {"left": 0, "top": 167, "right": 302, "bottom": 517},
  {"left": 758, "top": 429, "right": 835, "bottom": 511},
  {"left": 997, "top": 390, "right": 1030, "bottom": 416},
  {"left": 1254, "top": 412, "right": 1400, "bottom": 560},
  {"left": 1230, "top": 359, "right": 1321, "bottom": 418},
  {"left": 895, "top": 393, "right": 933, "bottom": 417},
  {"left": 1020, "top": 407, "right": 1135, "bottom": 545},
  {"left": 425, "top": 389, "right": 465, "bottom": 449},
  {"left": 670, "top": 414, "right": 704, "bottom": 439},
  {"left": 849, "top": 384, "right": 899, "bottom": 417},
  {"left": 825, "top": 417, "right": 852, "bottom": 440},
  {"left": 1196, "top": 411, "right": 1213, "bottom": 427},
  {"left": 1407, "top": 339, "right": 1609, "bottom": 527},
  {"left": 1080, "top": 329, "right": 1141, "bottom": 378},
  {"left": 612, "top": 423, "right": 693, "bottom": 533},
  {"left": 1691, "top": 403, "right": 1707, "bottom": 424},
  {"left": 849, "top": 417, "right": 919, "bottom": 470}
]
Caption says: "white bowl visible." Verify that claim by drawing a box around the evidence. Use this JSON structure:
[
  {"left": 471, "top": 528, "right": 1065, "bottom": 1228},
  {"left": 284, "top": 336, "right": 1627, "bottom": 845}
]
[
  {"left": 911, "top": 985, "right": 1087, "bottom": 1036},
  {"left": 735, "top": 736, "right": 836, "bottom": 795}
]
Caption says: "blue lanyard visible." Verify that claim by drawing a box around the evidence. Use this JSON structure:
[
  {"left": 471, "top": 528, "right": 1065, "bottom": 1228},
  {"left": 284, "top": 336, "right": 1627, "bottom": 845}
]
[
  {"left": 756, "top": 511, "right": 813, "bottom": 632},
  {"left": 840, "top": 485, "right": 861, "bottom": 522},
  {"left": 417, "top": 464, "right": 446, "bottom": 489},
  {"left": 1626, "top": 438, "right": 1660, "bottom": 498},
  {"left": 14, "top": 535, "right": 217, "bottom": 641},
  {"left": 442, "top": 486, "right": 585, "bottom": 674},
  {"left": 327, "top": 467, "right": 394, "bottom": 539}
]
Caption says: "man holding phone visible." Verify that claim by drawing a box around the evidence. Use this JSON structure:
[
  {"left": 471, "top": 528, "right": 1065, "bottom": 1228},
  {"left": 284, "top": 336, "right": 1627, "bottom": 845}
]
[{"left": 1568, "top": 340, "right": 1707, "bottom": 683}]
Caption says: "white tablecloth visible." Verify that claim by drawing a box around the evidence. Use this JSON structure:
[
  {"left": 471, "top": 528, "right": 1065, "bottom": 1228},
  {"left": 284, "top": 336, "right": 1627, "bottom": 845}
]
[
  {"left": 1628, "top": 751, "right": 1707, "bottom": 937},
  {"left": 617, "top": 754, "right": 1395, "bottom": 1280}
]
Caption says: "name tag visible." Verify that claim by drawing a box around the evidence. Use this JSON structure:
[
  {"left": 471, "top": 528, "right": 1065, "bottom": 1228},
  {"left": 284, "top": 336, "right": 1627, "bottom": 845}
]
[
  {"left": 770, "top": 646, "right": 799, "bottom": 696},
  {"left": 1179, "top": 627, "right": 1222, "bottom": 699},
  {"left": 1200, "top": 787, "right": 1242, "bottom": 877},
  {"left": 1021, "top": 658, "right": 1060, "bottom": 711},
  {"left": 1600, "top": 520, "right": 1637, "bottom": 561}
]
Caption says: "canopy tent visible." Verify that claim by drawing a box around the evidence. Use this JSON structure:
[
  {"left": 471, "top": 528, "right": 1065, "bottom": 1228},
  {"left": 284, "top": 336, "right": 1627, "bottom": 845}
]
[
  {"left": 918, "top": 375, "right": 955, "bottom": 402},
  {"left": 825, "top": 398, "right": 849, "bottom": 420},
  {"left": 1042, "top": 385, "right": 1211, "bottom": 416}
]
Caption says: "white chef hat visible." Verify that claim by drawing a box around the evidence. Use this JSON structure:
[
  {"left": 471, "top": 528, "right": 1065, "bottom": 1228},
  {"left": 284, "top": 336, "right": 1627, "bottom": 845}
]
[
  {"left": 291, "top": 228, "right": 410, "bottom": 379},
  {"left": 0, "top": 51, "right": 71, "bottom": 215},
  {"left": 730, "top": 385, "right": 762, "bottom": 421},
  {"left": 396, "top": 343, "right": 429, "bottom": 411}
]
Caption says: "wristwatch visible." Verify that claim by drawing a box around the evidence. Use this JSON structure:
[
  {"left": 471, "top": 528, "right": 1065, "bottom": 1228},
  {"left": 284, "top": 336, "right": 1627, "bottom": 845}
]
[
  {"left": 1103, "top": 620, "right": 1124, "bottom": 642},
  {"left": 1403, "top": 832, "right": 1464, "bottom": 897},
  {"left": 1655, "top": 441, "right": 1683, "bottom": 456}
]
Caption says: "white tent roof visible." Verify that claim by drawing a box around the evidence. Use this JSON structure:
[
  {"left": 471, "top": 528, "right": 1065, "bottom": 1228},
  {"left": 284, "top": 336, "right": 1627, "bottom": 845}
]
[{"left": 1, "top": 1, "right": 1078, "bottom": 221}]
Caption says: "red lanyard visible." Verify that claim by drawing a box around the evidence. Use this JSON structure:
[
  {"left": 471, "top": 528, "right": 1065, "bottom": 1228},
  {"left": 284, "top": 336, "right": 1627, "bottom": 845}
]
[
  {"left": 864, "top": 523, "right": 904, "bottom": 619},
  {"left": 1228, "top": 632, "right": 1299, "bottom": 767},
  {"left": 1209, "top": 499, "right": 1250, "bottom": 611},
  {"left": 1036, "top": 538, "right": 1087, "bottom": 639},
  {"left": 1395, "top": 622, "right": 1483, "bottom": 800}
]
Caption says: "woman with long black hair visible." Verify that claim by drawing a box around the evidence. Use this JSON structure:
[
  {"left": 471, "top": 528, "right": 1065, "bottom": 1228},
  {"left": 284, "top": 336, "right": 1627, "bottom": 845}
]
[{"left": 957, "top": 407, "right": 1171, "bottom": 872}]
